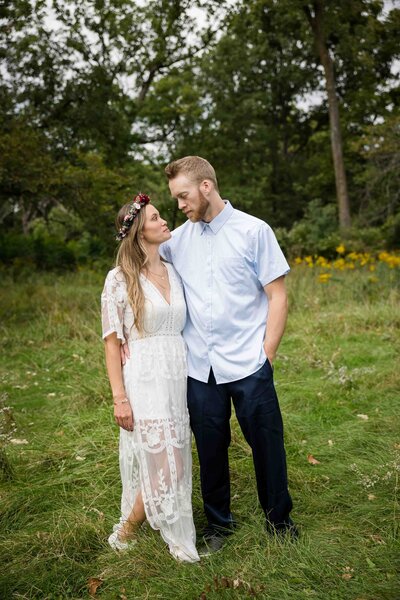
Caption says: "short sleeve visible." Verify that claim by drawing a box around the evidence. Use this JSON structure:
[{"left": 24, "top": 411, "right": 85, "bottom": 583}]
[
  {"left": 253, "top": 223, "right": 290, "bottom": 287},
  {"left": 159, "top": 239, "right": 172, "bottom": 262},
  {"left": 101, "top": 269, "right": 127, "bottom": 343}
]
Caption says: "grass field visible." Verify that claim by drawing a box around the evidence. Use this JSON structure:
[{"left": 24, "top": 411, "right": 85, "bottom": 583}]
[{"left": 0, "top": 260, "right": 399, "bottom": 600}]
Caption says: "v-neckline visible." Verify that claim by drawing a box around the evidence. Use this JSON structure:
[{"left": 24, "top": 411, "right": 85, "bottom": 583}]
[{"left": 141, "top": 264, "right": 172, "bottom": 306}]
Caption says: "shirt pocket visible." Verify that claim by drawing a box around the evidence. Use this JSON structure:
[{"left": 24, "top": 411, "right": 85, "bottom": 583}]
[{"left": 216, "top": 257, "right": 246, "bottom": 286}]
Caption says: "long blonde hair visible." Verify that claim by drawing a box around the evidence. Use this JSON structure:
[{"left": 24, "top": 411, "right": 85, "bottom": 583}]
[{"left": 115, "top": 202, "right": 148, "bottom": 336}]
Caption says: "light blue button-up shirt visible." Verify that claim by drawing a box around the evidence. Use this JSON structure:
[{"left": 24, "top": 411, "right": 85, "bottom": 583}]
[{"left": 160, "top": 201, "right": 290, "bottom": 384}]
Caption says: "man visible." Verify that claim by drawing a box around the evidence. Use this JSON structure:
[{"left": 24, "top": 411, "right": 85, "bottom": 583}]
[{"left": 160, "top": 156, "right": 297, "bottom": 555}]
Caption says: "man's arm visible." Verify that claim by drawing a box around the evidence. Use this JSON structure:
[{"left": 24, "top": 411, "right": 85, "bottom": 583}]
[{"left": 263, "top": 275, "right": 288, "bottom": 365}]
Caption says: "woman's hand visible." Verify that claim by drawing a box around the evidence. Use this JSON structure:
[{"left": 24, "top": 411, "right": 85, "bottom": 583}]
[{"left": 114, "top": 400, "right": 134, "bottom": 431}]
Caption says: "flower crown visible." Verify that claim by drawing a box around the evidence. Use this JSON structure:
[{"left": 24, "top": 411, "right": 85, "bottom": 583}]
[{"left": 116, "top": 193, "right": 150, "bottom": 241}]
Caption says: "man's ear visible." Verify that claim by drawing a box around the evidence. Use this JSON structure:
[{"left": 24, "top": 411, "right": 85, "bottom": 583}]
[{"left": 200, "top": 179, "right": 212, "bottom": 195}]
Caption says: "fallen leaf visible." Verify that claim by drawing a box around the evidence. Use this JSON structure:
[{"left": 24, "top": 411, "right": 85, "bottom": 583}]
[
  {"left": 55, "top": 430, "right": 64, "bottom": 436},
  {"left": 76, "top": 455, "right": 85, "bottom": 461},
  {"left": 47, "top": 393, "right": 56, "bottom": 398},
  {"left": 370, "top": 534, "right": 385, "bottom": 545},
  {"left": 341, "top": 566, "right": 354, "bottom": 581},
  {"left": 394, "top": 443, "right": 400, "bottom": 450},
  {"left": 307, "top": 454, "right": 321, "bottom": 465},
  {"left": 220, "top": 577, "right": 231, "bottom": 588},
  {"left": 328, "top": 439, "right": 334, "bottom": 446},
  {"left": 88, "top": 577, "right": 103, "bottom": 598},
  {"left": 357, "top": 414, "right": 369, "bottom": 420},
  {"left": 10, "top": 438, "right": 29, "bottom": 445},
  {"left": 368, "top": 494, "right": 376, "bottom": 501}
]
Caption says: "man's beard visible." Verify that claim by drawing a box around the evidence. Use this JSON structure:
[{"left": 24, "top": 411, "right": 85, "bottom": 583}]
[{"left": 189, "top": 190, "right": 209, "bottom": 222}]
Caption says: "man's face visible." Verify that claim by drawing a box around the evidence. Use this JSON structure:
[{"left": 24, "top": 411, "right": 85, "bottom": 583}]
[{"left": 168, "top": 174, "right": 209, "bottom": 222}]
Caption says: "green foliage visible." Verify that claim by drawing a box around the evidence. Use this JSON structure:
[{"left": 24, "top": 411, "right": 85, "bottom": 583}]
[
  {"left": 278, "top": 200, "right": 341, "bottom": 257},
  {"left": 0, "top": 0, "right": 399, "bottom": 252},
  {"left": 0, "top": 233, "right": 76, "bottom": 273}
]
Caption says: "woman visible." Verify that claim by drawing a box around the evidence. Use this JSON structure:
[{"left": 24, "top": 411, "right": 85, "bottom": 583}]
[{"left": 101, "top": 192, "right": 199, "bottom": 563}]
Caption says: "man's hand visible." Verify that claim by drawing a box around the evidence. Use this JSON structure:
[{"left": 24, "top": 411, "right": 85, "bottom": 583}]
[
  {"left": 120, "top": 342, "right": 130, "bottom": 365},
  {"left": 114, "top": 401, "right": 134, "bottom": 431},
  {"left": 264, "top": 345, "right": 276, "bottom": 367}
]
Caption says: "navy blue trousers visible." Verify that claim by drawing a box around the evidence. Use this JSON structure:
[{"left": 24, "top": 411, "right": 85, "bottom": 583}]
[{"left": 187, "top": 360, "right": 293, "bottom": 531}]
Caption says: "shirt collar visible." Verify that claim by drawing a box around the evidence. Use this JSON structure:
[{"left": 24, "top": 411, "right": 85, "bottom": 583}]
[{"left": 199, "top": 200, "right": 234, "bottom": 235}]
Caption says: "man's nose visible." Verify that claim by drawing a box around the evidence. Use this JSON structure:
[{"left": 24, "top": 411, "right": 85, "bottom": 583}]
[{"left": 178, "top": 199, "right": 186, "bottom": 210}]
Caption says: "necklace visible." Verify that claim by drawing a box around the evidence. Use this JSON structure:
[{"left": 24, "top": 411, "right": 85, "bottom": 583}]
[
  {"left": 144, "top": 263, "right": 170, "bottom": 294},
  {"left": 146, "top": 263, "right": 167, "bottom": 280}
]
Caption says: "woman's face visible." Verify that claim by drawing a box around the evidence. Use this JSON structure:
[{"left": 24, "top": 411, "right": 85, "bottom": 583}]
[{"left": 141, "top": 203, "right": 171, "bottom": 245}]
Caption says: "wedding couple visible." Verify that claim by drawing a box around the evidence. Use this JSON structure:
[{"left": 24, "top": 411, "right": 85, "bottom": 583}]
[{"left": 101, "top": 156, "right": 297, "bottom": 563}]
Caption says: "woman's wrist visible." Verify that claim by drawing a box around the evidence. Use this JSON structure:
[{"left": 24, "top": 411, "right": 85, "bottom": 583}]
[{"left": 113, "top": 392, "right": 129, "bottom": 405}]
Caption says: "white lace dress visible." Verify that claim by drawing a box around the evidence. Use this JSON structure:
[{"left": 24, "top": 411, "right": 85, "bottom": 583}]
[{"left": 101, "top": 263, "right": 199, "bottom": 563}]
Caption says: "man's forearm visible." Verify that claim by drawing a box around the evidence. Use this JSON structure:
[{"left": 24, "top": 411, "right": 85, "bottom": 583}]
[{"left": 263, "top": 293, "right": 288, "bottom": 362}]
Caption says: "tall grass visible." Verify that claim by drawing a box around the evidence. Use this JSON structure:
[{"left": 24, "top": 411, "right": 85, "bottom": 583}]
[{"left": 0, "top": 265, "right": 399, "bottom": 599}]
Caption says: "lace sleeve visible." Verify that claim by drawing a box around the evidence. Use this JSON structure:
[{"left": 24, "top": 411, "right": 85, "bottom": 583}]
[{"left": 101, "top": 268, "right": 127, "bottom": 343}]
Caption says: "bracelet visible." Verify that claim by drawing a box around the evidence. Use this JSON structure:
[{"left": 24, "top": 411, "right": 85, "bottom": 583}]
[{"left": 113, "top": 395, "right": 129, "bottom": 405}]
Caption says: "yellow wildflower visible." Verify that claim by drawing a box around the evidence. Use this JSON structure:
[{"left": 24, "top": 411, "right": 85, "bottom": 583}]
[
  {"left": 347, "top": 252, "right": 359, "bottom": 261},
  {"left": 316, "top": 256, "right": 329, "bottom": 267},
  {"left": 318, "top": 273, "right": 332, "bottom": 283},
  {"left": 336, "top": 244, "right": 345, "bottom": 254},
  {"left": 378, "top": 252, "right": 400, "bottom": 268},
  {"left": 305, "top": 255, "right": 314, "bottom": 268},
  {"left": 333, "top": 258, "right": 346, "bottom": 270}
]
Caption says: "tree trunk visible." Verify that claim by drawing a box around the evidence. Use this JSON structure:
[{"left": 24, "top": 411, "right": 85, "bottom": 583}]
[{"left": 304, "top": 1, "right": 351, "bottom": 230}]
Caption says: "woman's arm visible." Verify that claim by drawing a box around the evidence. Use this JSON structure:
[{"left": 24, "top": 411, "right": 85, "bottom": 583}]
[{"left": 104, "top": 332, "right": 134, "bottom": 431}]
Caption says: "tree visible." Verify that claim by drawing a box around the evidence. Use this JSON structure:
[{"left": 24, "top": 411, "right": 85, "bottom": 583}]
[
  {"left": 0, "top": 0, "right": 226, "bottom": 233},
  {"left": 303, "top": 0, "right": 351, "bottom": 230}
]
